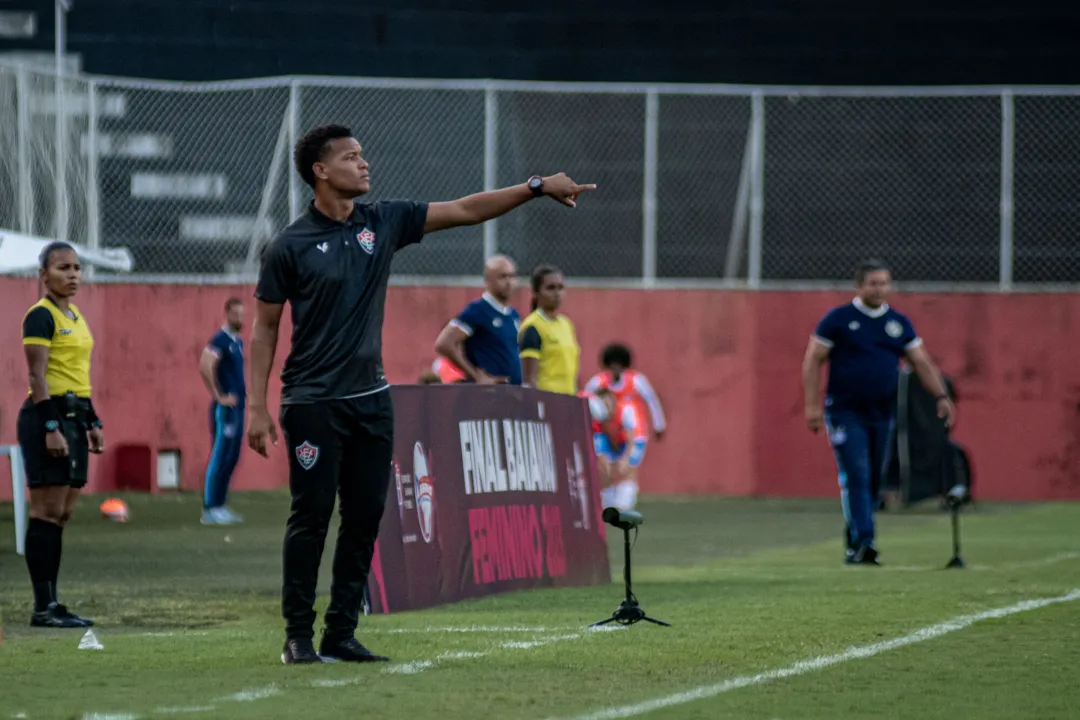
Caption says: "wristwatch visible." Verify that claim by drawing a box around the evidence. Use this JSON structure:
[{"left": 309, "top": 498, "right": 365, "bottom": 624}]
[
  {"left": 44, "top": 420, "right": 60, "bottom": 433},
  {"left": 527, "top": 175, "right": 544, "bottom": 198}
]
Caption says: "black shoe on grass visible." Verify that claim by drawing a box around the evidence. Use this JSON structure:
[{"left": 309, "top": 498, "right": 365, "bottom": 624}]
[
  {"left": 318, "top": 632, "right": 390, "bottom": 663},
  {"left": 845, "top": 545, "right": 882, "bottom": 566},
  {"left": 282, "top": 637, "right": 324, "bottom": 665},
  {"left": 30, "top": 603, "right": 93, "bottom": 628}
]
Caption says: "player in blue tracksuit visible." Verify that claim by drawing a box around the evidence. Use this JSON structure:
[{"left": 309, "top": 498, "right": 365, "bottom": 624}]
[
  {"left": 802, "top": 260, "right": 955, "bottom": 565},
  {"left": 198, "top": 298, "right": 247, "bottom": 525}
]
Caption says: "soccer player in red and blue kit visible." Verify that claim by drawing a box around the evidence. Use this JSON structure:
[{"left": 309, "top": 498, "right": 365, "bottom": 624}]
[{"left": 802, "top": 260, "right": 955, "bottom": 565}]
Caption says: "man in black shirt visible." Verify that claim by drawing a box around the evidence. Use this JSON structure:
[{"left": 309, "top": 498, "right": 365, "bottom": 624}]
[{"left": 247, "top": 124, "right": 594, "bottom": 665}]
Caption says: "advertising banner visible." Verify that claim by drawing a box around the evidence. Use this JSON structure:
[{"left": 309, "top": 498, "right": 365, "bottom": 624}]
[{"left": 366, "top": 385, "right": 611, "bottom": 613}]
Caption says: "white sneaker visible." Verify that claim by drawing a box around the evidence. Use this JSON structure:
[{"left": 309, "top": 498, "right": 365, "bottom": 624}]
[
  {"left": 217, "top": 507, "right": 244, "bottom": 524},
  {"left": 201, "top": 507, "right": 242, "bottom": 525}
]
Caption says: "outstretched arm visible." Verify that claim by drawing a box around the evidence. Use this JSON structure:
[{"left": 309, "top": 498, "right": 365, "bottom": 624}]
[{"left": 423, "top": 173, "right": 596, "bottom": 234}]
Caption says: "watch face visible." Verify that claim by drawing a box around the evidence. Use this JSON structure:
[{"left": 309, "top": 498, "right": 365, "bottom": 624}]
[{"left": 529, "top": 177, "right": 543, "bottom": 189}]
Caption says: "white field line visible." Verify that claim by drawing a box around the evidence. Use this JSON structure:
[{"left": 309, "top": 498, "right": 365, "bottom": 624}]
[
  {"left": 319, "top": 626, "right": 623, "bottom": 686},
  {"left": 218, "top": 685, "right": 280, "bottom": 703},
  {"left": 1000, "top": 550, "right": 1080, "bottom": 569},
  {"left": 559, "top": 587, "right": 1080, "bottom": 720},
  {"left": 374, "top": 625, "right": 573, "bottom": 634},
  {"left": 153, "top": 707, "right": 217, "bottom": 715},
  {"left": 379, "top": 630, "right": 604, "bottom": 676}
]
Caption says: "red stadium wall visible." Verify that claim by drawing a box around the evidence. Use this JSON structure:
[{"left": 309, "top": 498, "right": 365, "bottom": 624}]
[{"left": 2, "top": 278, "right": 1079, "bottom": 502}]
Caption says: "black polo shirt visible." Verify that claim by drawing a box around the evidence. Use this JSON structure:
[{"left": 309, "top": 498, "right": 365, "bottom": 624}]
[{"left": 255, "top": 199, "right": 428, "bottom": 405}]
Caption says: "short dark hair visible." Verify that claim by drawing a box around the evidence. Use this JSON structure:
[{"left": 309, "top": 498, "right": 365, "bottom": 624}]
[
  {"left": 294, "top": 124, "right": 354, "bottom": 188},
  {"left": 529, "top": 263, "right": 563, "bottom": 312},
  {"left": 225, "top": 297, "right": 244, "bottom": 312},
  {"left": 601, "top": 343, "right": 632, "bottom": 369},
  {"left": 855, "top": 259, "right": 891, "bottom": 285},
  {"left": 39, "top": 241, "right": 77, "bottom": 270}
]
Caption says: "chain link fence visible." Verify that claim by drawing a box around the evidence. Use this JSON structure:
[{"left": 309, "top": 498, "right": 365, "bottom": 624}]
[
  {"left": 1014, "top": 95, "right": 1080, "bottom": 284},
  {"left": 1, "top": 61, "right": 1079, "bottom": 288},
  {"left": 0, "top": 67, "right": 93, "bottom": 252},
  {"left": 762, "top": 94, "right": 1002, "bottom": 283}
]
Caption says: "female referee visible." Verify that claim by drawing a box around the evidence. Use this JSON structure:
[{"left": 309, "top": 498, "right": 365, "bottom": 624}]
[
  {"left": 518, "top": 264, "right": 581, "bottom": 394},
  {"left": 18, "top": 241, "right": 104, "bottom": 628}
]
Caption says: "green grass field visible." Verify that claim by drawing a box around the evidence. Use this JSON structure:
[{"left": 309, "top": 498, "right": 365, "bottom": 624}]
[{"left": 1, "top": 492, "right": 1078, "bottom": 720}]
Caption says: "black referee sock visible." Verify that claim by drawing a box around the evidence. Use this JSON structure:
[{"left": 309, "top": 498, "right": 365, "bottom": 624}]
[
  {"left": 52, "top": 522, "right": 65, "bottom": 600},
  {"left": 25, "top": 518, "right": 62, "bottom": 612}
]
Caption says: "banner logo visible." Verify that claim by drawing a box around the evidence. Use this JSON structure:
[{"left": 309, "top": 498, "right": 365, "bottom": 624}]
[{"left": 413, "top": 441, "right": 435, "bottom": 544}]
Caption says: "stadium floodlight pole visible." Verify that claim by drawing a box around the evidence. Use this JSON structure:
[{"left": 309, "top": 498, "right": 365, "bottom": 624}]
[
  {"left": 54, "top": 0, "right": 71, "bottom": 245},
  {"left": 589, "top": 507, "right": 671, "bottom": 629}
]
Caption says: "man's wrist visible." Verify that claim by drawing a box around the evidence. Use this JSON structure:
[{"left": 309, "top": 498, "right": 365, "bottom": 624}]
[{"left": 526, "top": 175, "right": 544, "bottom": 199}]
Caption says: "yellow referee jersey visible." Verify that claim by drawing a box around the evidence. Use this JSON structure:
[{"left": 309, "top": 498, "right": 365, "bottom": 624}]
[
  {"left": 518, "top": 310, "right": 580, "bottom": 395},
  {"left": 22, "top": 297, "right": 94, "bottom": 398}
]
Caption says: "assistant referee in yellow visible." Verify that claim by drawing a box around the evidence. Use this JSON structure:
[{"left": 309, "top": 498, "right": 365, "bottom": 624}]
[
  {"left": 518, "top": 264, "right": 581, "bottom": 394},
  {"left": 18, "top": 241, "right": 104, "bottom": 629}
]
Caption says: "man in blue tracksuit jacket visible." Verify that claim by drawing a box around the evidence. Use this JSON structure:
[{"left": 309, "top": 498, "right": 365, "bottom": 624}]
[
  {"left": 198, "top": 297, "right": 247, "bottom": 525},
  {"left": 802, "top": 260, "right": 955, "bottom": 565}
]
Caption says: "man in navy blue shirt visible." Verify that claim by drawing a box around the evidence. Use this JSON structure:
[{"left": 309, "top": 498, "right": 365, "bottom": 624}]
[
  {"left": 802, "top": 260, "right": 955, "bottom": 565},
  {"left": 198, "top": 297, "right": 246, "bottom": 525},
  {"left": 434, "top": 254, "right": 523, "bottom": 385}
]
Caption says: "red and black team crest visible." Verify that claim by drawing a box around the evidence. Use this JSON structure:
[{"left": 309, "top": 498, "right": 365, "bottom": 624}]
[
  {"left": 295, "top": 441, "right": 320, "bottom": 470},
  {"left": 357, "top": 228, "right": 376, "bottom": 255}
]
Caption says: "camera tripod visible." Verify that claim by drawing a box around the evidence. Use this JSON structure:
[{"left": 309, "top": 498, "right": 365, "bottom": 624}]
[{"left": 589, "top": 521, "right": 670, "bottom": 628}]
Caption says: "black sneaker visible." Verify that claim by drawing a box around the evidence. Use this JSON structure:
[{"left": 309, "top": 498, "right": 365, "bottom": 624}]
[
  {"left": 318, "top": 632, "right": 390, "bottom": 663},
  {"left": 282, "top": 637, "right": 324, "bottom": 665},
  {"left": 30, "top": 603, "right": 93, "bottom": 628},
  {"left": 845, "top": 546, "right": 882, "bottom": 566}
]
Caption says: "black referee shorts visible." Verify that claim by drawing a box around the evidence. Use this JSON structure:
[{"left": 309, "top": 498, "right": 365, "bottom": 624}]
[{"left": 16, "top": 397, "right": 91, "bottom": 490}]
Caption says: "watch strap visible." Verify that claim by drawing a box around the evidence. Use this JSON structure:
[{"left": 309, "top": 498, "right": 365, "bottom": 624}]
[{"left": 527, "top": 175, "right": 544, "bottom": 198}]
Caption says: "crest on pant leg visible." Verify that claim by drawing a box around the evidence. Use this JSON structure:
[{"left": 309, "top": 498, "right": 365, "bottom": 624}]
[
  {"left": 295, "top": 441, "right": 319, "bottom": 470},
  {"left": 830, "top": 426, "right": 847, "bottom": 445}
]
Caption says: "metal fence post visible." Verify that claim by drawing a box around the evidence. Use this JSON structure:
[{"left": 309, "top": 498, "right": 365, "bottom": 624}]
[
  {"left": 87, "top": 80, "right": 100, "bottom": 250},
  {"left": 288, "top": 79, "right": 301, "bottom": 222},
  {"left": 747, "top": 92, "right": 765, "bottom": 289},
  {"left": 483, "top": 85, "right": 499, "bottom": 260},
  {"left": 999, "top": 90, "right": 1015, "bottom": 291},
  {"left": 55, "top": 12, "right": 68, "bottom": 244},
  {"left": 16, "top": 64, "right": 32, "bottom": 235},
  {"left": 642, "top": 89, "right": 659, "bottom": 287},
  {"left": 85, "top": 78, "right": 101, "bottom": 280}
]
